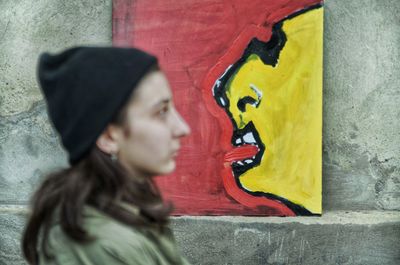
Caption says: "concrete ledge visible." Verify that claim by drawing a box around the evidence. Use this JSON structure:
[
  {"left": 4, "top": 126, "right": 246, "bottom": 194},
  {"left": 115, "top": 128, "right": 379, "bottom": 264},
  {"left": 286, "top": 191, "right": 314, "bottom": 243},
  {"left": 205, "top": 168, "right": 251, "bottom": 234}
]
[
  {"left": 172, "top": 210, "right": 400, "bottom": 225},
  {"left": 1, "top": 207, "right": 399, "bottom": 265},
  {"left": 171, "top": 211, "right": 400, "bottom": 265}
]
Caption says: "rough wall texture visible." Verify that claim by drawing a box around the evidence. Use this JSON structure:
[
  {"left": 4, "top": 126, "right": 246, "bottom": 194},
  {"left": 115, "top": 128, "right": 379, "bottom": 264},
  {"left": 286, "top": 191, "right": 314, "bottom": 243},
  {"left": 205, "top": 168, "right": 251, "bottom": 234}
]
[
  {"left": 0, "top": 0, "right": 399, "bottom": 264},
  {"left": 323, "top": 0, "right": 400, "bottom": 211},
  {"left": 172, "top": 213, "right": 400, "bottom": 265},
  {"left": 0, "top": 0, "right": 112, "bottom": 204}
]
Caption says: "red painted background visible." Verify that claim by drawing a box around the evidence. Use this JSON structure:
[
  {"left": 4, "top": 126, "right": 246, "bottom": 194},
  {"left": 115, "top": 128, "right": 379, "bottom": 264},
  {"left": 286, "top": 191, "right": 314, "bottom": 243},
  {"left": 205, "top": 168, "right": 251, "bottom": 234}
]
[{"left": 113, "top": 0, "right": 322, "bottom": 215}]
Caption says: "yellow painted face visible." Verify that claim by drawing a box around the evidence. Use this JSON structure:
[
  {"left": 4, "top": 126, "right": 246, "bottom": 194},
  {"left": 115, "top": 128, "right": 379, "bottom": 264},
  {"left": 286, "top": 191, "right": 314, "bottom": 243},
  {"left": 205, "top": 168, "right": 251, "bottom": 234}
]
[{"left": 221, "top": 8, "right": 323, "bottom": 213}]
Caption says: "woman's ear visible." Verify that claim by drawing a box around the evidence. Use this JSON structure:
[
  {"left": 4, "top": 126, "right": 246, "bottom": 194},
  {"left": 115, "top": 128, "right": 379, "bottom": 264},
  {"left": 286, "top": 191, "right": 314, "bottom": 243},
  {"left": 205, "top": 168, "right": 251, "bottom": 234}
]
[{"left": 96, "top": 125, "right": 121, "bottom": 155}]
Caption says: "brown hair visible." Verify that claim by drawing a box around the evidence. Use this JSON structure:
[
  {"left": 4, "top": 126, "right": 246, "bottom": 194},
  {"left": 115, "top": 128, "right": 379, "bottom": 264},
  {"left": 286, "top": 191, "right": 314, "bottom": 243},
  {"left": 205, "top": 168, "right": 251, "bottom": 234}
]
[{"left": 22, "top": 68, "right": 172, "bottom": 265}]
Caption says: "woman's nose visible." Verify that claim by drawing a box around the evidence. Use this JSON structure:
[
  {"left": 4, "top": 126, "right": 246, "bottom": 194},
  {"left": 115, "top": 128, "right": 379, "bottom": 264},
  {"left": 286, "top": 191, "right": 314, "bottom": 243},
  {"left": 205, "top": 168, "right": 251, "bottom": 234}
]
[{"left": 172, "top": 109, "right": 191, "bottom": 137}]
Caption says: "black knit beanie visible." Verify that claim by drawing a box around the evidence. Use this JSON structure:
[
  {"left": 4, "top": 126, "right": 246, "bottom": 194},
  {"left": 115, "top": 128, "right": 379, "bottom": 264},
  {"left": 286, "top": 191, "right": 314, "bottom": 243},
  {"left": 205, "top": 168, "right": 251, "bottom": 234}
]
[{"left": 38, "top": 46, "right": 158, "bottom": 164}]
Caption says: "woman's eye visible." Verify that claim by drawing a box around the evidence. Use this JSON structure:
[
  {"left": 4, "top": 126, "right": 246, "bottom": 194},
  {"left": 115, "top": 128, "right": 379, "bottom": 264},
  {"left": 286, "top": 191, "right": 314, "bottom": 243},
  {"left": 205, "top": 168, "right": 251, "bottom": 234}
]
[{"left": 157, "top": 106, "right": 169, "bottom": 117}]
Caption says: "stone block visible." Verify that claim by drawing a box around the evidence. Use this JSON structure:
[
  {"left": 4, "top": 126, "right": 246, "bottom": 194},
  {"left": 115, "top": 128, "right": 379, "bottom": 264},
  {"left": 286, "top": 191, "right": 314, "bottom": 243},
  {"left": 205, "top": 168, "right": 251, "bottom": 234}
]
[
  {"left": 172, "top": 211, "right": 400, "bottom": 265},
  {"left": 322, "top": 0, "right": 400, "bottom": 210},
  {"left": 0, "top": 0, "right": 112, "bottom": 117},
  {"left": 0, "top": 102, "right": 67, "bottom": 204},
  {"left": 1, "top": 208, "right": 399, "bottom": 265}
]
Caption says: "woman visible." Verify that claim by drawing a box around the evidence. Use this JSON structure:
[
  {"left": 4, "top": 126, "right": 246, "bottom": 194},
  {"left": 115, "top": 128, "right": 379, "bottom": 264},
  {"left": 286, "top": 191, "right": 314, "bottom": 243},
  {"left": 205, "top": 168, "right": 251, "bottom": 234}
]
[{"left": 22, "top": 47, "right": 191, "bottom": 265}]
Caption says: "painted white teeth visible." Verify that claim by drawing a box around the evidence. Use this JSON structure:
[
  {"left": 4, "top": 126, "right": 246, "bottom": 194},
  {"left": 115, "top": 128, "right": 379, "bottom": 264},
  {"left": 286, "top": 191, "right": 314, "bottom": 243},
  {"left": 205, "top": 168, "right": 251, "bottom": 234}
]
[
  {"left": 235, "top": 138, "right": 242, "bottom": 144},
  {"left": 234, "top": 158, "right": 256, "bottom": 166},
  {"left": 243, "top": 132, "right": 256, "bottom": 144}
]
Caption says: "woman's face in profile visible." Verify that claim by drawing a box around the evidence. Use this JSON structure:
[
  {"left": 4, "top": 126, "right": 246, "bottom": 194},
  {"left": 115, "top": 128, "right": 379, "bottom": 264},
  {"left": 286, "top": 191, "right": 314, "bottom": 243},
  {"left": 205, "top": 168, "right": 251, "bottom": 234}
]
[{"left": 115, "top": 71, "right": 191, "bottom": 178}]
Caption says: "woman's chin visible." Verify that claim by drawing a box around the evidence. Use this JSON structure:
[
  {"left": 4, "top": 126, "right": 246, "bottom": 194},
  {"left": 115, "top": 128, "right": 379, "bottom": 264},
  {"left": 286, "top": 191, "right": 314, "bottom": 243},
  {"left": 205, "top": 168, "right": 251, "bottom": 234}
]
[
  {"left": 164, "top": 160, "right": 177, "bottom": 174},
  {"left": 154, "top": 160, "right": 176, "bottom": 176}
]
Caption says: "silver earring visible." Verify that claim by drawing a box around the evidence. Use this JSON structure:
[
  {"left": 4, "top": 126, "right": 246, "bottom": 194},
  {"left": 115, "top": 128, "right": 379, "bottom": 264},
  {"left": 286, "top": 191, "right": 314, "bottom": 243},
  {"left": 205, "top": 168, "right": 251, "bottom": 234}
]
[{"left": 110, "top": 153, "right": 118, "bottom": 162}]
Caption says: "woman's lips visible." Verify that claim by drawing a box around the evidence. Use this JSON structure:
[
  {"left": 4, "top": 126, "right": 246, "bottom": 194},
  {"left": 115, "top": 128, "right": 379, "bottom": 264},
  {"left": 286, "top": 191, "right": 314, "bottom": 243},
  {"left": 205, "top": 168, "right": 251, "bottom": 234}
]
[
  {"left": 171, "top": 149, "right": 179, "bottom": 158},
  {"left": 171, "top": 143, "right": 181, "bottom": 157}
]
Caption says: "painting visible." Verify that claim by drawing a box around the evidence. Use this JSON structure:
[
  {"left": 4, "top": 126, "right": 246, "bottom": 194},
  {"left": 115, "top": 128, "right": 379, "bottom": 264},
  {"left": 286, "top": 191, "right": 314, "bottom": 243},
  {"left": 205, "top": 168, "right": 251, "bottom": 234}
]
[{"left": 113, "top": 0, "right": 323, "bottom": 216}]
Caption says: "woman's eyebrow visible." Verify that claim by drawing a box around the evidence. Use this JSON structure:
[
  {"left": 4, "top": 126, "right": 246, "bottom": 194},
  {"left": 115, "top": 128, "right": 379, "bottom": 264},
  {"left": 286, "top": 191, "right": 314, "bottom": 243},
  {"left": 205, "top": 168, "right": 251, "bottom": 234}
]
[{"left": 151, "top": 98, "right": 171, "bottom": 109}]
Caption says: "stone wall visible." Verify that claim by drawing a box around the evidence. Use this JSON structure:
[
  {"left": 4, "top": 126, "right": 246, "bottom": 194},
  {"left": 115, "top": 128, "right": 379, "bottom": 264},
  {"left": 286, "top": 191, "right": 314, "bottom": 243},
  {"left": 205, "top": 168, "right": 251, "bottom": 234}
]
[{"left": 1, "top": 0, "right": 399, "bottom": 264}]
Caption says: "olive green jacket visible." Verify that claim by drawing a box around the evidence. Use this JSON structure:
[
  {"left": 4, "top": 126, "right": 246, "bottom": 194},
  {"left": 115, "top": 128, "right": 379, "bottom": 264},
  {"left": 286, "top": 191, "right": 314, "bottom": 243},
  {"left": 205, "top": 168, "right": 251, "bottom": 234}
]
[{"left": 39, "top": 204, "right": 191, "bottom": 265}]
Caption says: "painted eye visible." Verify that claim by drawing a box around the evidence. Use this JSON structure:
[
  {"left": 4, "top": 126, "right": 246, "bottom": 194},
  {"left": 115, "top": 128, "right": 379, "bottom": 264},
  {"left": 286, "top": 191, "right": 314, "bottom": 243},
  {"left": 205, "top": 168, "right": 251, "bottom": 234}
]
[
  {"left": 237, "top": 84, "right": 263, "bottom": 112},
  {"left": 237, "top": 96, "right": 258, "bottom": 112}
]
